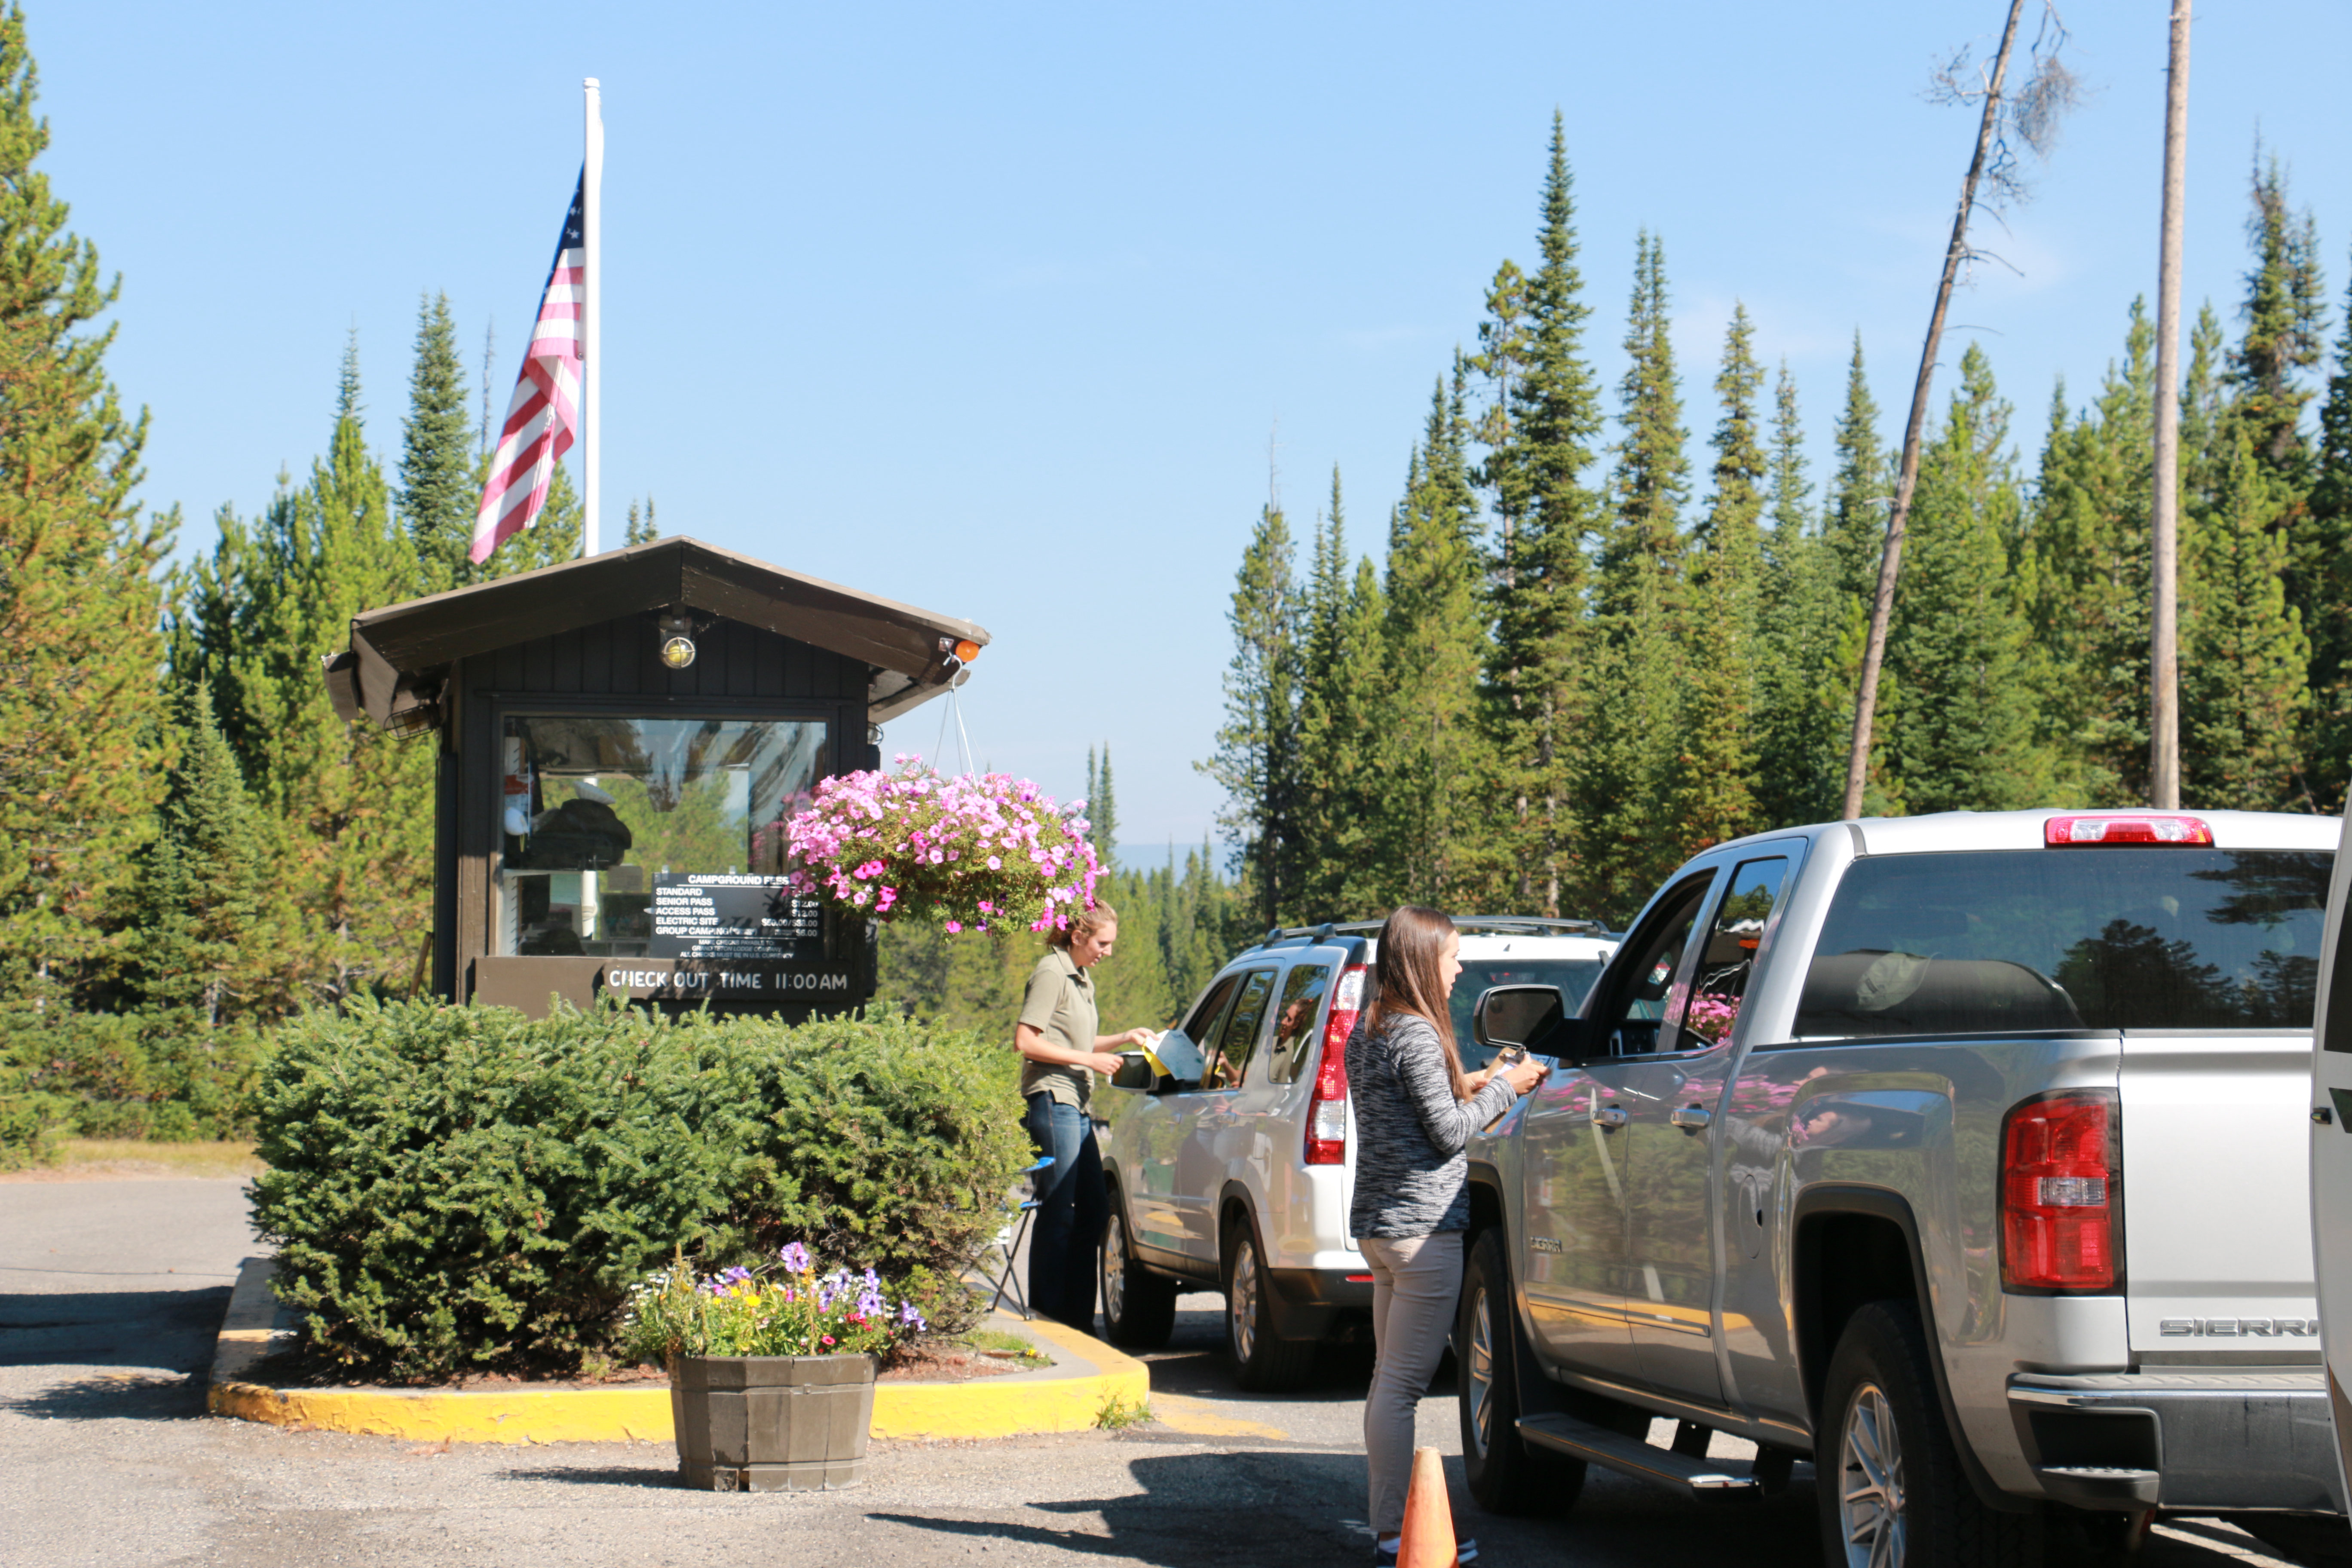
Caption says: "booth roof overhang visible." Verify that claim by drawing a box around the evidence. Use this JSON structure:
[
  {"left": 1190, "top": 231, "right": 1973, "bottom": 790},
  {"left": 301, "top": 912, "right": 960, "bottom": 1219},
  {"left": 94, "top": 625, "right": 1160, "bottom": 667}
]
[{"left": 322, "top": 535, "right": 992, "bottom": 730}]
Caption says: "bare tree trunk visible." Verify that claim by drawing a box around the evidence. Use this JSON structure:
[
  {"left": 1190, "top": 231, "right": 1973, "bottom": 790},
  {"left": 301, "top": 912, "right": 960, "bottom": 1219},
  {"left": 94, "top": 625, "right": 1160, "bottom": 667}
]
[
  {"left": 2150, "top": 0, "right": 2191, "bottom": 808},
  {"left": 1840, "top": 0, "right": 2030, "bottom": 820}
]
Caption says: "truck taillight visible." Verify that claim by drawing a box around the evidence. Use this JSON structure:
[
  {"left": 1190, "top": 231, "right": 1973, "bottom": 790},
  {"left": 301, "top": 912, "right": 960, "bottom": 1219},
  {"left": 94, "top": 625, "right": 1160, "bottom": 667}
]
[
  {"left": 1305, "top": 964, "right": 1364, "bottom": 1166},
  {"left": 2001, "top": 1090, "right": 2121, "bottom": 1292},
  {"left": 2043, "top": 813, "right": 2213, "bottom": 846}
]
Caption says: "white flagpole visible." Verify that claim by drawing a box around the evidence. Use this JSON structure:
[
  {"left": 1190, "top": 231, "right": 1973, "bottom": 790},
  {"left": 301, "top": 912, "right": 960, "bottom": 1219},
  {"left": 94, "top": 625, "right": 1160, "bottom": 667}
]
[{"left": 582, "top": 77, "right": 604, "bottom": 557}]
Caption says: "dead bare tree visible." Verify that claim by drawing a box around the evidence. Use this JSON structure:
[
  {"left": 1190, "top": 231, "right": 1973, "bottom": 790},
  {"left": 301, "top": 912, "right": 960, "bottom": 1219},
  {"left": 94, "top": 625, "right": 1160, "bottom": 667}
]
[{"left": 1839, "top": 3, "right": 2082, "bottom": 819}]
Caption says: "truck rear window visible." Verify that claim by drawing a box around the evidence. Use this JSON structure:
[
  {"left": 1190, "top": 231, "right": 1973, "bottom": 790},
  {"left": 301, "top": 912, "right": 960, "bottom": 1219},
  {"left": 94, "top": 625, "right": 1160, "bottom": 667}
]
[{"left": 1796, "top": 848, "right": 2328, "bottom": 1038}]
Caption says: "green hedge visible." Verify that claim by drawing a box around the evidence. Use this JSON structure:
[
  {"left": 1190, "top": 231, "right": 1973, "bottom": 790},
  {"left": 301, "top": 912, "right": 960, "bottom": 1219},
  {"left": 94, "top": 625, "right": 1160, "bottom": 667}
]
[{"left": 249, "top": 999, "right": 1028, "bottom": 1381}]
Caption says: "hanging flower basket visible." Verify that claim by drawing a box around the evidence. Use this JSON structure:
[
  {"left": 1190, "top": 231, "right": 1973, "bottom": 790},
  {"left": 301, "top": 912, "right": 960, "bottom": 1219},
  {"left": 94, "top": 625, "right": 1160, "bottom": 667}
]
[{"left": 770, "top": 756, "right": 1102, "bottom": 934}]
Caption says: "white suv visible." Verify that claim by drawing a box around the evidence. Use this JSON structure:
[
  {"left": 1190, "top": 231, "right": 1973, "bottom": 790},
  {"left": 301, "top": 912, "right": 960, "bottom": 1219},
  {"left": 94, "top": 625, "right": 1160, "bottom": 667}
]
[{"left": 1096, "top": 917, "right": 1619, "bottom": 1389}]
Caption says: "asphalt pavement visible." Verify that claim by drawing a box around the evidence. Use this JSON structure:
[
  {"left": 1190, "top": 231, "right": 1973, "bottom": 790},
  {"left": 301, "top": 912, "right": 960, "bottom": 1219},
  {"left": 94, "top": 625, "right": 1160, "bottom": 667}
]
[{"left": 0, "top": 1177, "right": 2313, "bottom": 1567}]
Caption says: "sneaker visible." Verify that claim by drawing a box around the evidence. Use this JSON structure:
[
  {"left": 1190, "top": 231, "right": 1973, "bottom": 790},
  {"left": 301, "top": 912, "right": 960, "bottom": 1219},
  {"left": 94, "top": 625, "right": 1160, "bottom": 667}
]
[{"left": 1372, "top": 1535, "right": 1478, "bottom": 1565}]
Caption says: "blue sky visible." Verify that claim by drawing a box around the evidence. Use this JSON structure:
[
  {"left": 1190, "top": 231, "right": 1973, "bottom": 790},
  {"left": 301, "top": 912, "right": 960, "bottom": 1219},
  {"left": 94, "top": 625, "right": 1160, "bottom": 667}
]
[{"left": 35, "top": 0, "right": 2352, "bottom": 861}]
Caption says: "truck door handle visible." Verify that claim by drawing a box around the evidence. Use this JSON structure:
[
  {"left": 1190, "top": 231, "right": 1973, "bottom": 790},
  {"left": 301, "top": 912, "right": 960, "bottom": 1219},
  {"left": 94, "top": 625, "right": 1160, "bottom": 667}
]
[
  {"left": 1670, "top": 1105, "right": 1712, "bottom": 1131},
  {"left": 1588, "top": 1107, "right": 1628, "bottom": 1130}
]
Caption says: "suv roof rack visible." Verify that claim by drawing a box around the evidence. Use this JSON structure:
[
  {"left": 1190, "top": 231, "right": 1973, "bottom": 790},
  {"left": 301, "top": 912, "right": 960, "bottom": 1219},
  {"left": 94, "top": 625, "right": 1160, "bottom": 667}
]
[{"left": 1244, "top": 914, "right": 1612, "bottom": 953}]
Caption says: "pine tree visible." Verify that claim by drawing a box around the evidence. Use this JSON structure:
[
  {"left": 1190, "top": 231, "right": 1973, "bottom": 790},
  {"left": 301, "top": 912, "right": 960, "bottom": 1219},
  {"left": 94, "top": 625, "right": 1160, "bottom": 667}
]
[
  {"left": 2181, "top": 422, "right": 2312, "bottom": 809},
  {"left": 1753, "top": 362, "right": 1850, "bottom": 827},
  {"left": 185, "top": 341, "right": 436, "bottom": 1000},
  {"left": 625, "top": 496, "right": 661, "bottom": 545},
  {"left": 0, "top": 4, "right": 174, "bottom": 1001},
  {"left": 1825, "top": 332, "right": 1890, "bottom": 601},
  {"left": 1885, "top": 345, "right": 2049, "bottom": 813},
  {"left": 2305, "top": 263, "right": 2352, "bottom": 808},
  {"left": 132, "top": 682, "right": 299, "bottom": 1027},
  {"left": 2228, "top": 155, "right": 2328, "bottom": 490},
  {"left": 1292, "top": 470, "right": 1389, "bottom": 922},
  {"left": 1384, "top": 365, "right": 1494, "bottom": 908},
  {"left": 1596, "top": 231, "right": 1689, "bottom": 621},
  {"left": 1578, "top": 230, "right": 1690, "bottom": 915},
  {"left": 2024, "top": 303, "right": 2156, "bottom": 803},
  {"left": 2181, "top": 301, "right": 2229, "bottom": 509},
  {"left": 1200, "top": 503, "right": 1300, "bottom": 929},
  {"left": 1667, "top": 303, "right": 1767, "bottom": 848},
  {"left": 399, "top": 292, "right": 474, "bottom": 588},
  {"left": 1481, "top": 114, "right": 1603, "bottom": 916}
]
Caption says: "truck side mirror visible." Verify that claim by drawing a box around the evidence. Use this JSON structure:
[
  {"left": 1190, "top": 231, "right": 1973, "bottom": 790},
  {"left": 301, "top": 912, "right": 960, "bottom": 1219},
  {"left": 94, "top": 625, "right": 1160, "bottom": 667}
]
[{"left": 1474, "top": 985, "right": 1566, "bottom": 1049}]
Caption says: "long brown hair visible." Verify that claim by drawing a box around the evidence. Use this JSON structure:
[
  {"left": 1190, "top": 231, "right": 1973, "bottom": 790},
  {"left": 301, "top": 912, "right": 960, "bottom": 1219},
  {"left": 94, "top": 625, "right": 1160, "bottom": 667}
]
[{"left": 1360, "top": 905, "right": 1472, "bottom": 1101}]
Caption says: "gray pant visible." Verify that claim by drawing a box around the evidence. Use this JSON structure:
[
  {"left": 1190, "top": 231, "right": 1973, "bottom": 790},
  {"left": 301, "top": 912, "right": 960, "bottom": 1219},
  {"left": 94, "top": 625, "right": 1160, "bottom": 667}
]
[{"left": 1360, "top": 1231, "right": 1464, "bottom": 1537}]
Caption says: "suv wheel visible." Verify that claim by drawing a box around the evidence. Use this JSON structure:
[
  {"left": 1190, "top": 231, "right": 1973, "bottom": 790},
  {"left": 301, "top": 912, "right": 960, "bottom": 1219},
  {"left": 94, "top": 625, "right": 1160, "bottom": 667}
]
[
  {"left": 1222, "top": 1212, "right": 1315, "bottom": 1392},
  {"left": 1099, "top": 1200, "right": 1177, "bottom": 1349},
  {"left": 1819, "top": 1301, "right": 2044, "bottom": 1568},
  {"left": 1459, "top": 1228, "right": 1586, "bottom": 1515}
]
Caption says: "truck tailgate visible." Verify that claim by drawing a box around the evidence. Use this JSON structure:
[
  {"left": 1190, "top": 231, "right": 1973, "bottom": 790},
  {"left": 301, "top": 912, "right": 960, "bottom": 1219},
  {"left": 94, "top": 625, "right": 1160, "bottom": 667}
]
[{"left": 2119, "top": 1031, "right": 2319, "bottom": 1354}]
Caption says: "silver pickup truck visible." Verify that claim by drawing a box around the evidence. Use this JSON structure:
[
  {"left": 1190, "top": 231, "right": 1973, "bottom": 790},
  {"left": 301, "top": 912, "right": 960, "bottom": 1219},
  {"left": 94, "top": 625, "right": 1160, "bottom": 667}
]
[{"left": 1459, "top": 808, "right": 2343, "bottom": 1567}]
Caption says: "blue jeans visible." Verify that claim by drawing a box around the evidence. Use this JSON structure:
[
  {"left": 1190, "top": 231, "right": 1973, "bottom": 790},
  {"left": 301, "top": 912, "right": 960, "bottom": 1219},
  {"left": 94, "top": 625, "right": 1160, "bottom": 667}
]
[{"left": 1023, "top": 1093, "right": 1108, "bottom": 1331}]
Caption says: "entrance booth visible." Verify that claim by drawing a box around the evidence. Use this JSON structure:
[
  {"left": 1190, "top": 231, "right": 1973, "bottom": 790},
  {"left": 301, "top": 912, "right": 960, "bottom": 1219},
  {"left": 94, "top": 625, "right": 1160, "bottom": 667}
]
[{"left": 322, "top": 535, "right": 988, "bottom": 1018}]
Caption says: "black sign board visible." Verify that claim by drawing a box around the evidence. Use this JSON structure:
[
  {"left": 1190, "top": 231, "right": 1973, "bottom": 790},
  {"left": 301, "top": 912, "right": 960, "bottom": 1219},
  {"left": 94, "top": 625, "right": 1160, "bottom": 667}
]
[{"left": 648, "top": 873, "right": 825, "bottom": 961}]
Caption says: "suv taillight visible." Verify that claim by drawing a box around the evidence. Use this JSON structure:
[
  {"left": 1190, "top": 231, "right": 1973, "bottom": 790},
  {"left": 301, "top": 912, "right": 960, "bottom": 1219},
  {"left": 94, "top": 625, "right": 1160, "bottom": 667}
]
[
  {"left": 1305, "top": 964, "right": 1365, "bottom": 1166},
  {"left": 2001, "top": 1090, "right": 2121, "bottom": 1292}
]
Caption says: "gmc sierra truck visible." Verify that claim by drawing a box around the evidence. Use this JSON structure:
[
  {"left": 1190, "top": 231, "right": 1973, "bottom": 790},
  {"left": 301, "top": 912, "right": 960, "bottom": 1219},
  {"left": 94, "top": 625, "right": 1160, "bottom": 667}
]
[{"left": 1459, "top": 808, "right": 2343, "bottom": 1567}]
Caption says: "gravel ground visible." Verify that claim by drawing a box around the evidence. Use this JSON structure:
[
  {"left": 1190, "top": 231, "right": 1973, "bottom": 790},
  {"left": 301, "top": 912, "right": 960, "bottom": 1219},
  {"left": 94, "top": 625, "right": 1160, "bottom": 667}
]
[{"left": 0, "top": 1179, "right": 2312, "bottom": 1567}]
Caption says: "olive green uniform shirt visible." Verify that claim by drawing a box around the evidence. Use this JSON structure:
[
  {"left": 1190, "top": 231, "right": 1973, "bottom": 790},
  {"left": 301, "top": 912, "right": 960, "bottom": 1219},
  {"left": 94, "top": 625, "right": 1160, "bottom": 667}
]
[{"left": 1017, "top": 949, "right": 1099, "bottom": 1111}]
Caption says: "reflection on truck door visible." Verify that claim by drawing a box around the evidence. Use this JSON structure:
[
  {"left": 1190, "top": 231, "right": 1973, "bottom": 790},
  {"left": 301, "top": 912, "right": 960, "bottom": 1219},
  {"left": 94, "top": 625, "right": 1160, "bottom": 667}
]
[
  {"left": 1621, "top": 853, "right": 1793, "bottom": 1404},
  {"left": 1522, "top": 873, "right": 1713, "bottom": 1386}
]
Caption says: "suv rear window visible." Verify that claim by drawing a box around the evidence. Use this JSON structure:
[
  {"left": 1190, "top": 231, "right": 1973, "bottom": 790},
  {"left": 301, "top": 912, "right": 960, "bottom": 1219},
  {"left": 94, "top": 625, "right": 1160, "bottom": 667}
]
[{"left": 1797, "top": 848, "right": 2329, "bottom": 1038}]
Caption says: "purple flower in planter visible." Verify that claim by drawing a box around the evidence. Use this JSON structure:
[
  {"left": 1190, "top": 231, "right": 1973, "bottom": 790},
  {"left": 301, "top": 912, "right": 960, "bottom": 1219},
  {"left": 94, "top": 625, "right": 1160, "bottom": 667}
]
[
  {"left": 778, "top": 1241, "right": 812, "bottom": 1274},
  {"left": 897, "top": 1302, "right": 928, "bottom": 1332}
]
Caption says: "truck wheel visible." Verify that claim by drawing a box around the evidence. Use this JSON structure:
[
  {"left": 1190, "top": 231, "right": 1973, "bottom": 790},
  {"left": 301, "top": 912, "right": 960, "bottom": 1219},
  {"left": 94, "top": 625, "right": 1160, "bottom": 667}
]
[
  {"left": 1223, "top": 1213, "right": 1316, "bottom": 1392},
  {"left": 1458, "top": 1227, "right": 1586, "bottom": 1516},
  {"left": 1099, "top": 1202, "right": 1177, "bottom": 1349},
  {"left": 1818, "top": 1301, "right": 2044, "bottom": 1568}
]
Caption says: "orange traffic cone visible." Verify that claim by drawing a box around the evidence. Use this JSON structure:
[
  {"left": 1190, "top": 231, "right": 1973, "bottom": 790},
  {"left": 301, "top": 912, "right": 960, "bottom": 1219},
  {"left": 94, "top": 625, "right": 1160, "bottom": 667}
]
[{"left": 1397, "top": 1446, "right": 1459, "bottom": 1568}]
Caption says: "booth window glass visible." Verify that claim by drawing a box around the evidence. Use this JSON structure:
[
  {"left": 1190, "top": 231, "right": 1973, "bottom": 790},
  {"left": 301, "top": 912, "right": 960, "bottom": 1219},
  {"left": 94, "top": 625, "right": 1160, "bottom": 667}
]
[{"left": 495, "top": 714, "right": 831, "bottom": 958}]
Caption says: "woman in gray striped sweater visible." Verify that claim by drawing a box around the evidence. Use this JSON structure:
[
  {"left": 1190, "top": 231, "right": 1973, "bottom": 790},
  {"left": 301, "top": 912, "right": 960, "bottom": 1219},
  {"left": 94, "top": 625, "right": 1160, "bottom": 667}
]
[{"left": 1348, "top": 906, "right": 1550, "bottom": 1566}]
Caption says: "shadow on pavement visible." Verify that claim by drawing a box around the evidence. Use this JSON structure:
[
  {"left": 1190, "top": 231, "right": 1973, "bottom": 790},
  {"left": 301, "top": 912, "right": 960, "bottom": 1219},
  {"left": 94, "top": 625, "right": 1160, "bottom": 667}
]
[
  {"left": 870, "top": 1449, "right": 1377, "bottom": 1566},
  {"left": 2, "top": 1369, "right": 207, "bottom": 1421},
  {"left": 500, "top": 1463, "right": 682, "bottom": 1489},
  {"left": 0, "top": 1283, "right": 230, "bottom": 1372}
]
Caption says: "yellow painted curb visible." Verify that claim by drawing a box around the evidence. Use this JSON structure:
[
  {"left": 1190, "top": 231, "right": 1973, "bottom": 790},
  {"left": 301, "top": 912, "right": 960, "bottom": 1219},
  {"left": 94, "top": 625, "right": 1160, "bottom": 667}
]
[
  {"left": 208, "top": 1259, "right": 1151, "bottom": 1446},
  {"left": 1149, "top": 1391, "right": 1289, "bottom": 1441}
]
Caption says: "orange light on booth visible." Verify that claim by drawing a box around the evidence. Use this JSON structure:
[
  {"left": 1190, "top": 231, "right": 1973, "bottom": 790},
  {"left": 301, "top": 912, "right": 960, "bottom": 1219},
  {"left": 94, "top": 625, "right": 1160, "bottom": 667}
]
[{"left": 953, "top": 639, "right": 981, "bottom": 662}]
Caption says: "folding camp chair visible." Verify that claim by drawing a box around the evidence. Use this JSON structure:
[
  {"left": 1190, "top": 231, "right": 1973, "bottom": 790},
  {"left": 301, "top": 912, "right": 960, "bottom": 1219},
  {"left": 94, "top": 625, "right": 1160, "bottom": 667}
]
[{"left": 981, "top": 1155, "right": 1054, "bottom": 1320}]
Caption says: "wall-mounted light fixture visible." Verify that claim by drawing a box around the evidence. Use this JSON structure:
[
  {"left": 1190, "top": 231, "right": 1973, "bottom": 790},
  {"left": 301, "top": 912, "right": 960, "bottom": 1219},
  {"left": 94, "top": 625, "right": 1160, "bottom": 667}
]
[{"left": 657, "top": 609, "right": 702, "bottom": 670}]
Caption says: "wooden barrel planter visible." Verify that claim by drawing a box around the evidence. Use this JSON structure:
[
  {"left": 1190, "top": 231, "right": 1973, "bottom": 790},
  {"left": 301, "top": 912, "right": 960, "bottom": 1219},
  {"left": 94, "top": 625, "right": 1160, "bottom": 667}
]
[{"left": 671, "top": 1353, "right": 877, "bottom": 1491}]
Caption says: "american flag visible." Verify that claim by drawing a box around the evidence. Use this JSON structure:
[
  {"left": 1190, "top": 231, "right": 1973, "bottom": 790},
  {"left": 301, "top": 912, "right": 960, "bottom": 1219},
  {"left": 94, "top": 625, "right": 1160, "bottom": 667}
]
[{"left": 470, "top": 175, "right": 585, "bottom": 564}]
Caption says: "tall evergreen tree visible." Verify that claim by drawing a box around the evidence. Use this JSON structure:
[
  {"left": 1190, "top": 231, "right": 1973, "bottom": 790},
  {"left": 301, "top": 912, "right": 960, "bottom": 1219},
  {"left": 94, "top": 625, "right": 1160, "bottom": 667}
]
[
  {"left": 0, "top": 4, "right": 174, "bottom": 1000},
  {"left": 2305, "top": 262, "right": 2352, "bottom": 808},
  {"left": 182, "top": 342, "right": 435, "bottom": 999},
  {"left": 1885, "top": 345, "right": 2047, "bottom": 813},
  {"left": 1667, "top": 303, "right": 1767, "bottom": 848},
  {"left": 399, "top": 292, "right": 474, "bottom": 587},
  {"left": 1578, "top": 230, "right": 1689, "bottom": 915},
  {"left": 2025, "top": 302, "right": 2155, "bottom": 804},
  {"left": 1292, "top": 470, "right": 1390, "bottom": 922},
  {"left": 624, "top": 496, "right": 662, "bottom": 545},
  {"left": 2181, "top": 423, "right": 2312, "bottom": 809},
  {"left": 132, "top": 681, "right": 298, "bottom": 1028},
  {"left": 1481, "top": 113, "right": 1604, "bottom": 916},
  {"left": 1384, "top": 366, "right": 1493, "bottom": 908},
  {"left": 1753, "top": 362, "right": 1850, "bottom": 827},
  {"left": 1825, "top": 333, "right": 1891, "bottom": 600},
  {"left": 2181, "top": 301, "right": 2230, "bottom": 508},
  {"left": 2227, "top": 155, "right": 2328, "bottom": 490},
  {"left": 1201, "top": 502, "right": 1300, "bottom": 929}
]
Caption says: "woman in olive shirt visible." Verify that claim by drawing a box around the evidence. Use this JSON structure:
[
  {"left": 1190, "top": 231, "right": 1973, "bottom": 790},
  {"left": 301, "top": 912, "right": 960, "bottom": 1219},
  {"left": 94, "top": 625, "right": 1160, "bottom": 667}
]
[{"left": 1015, "top": 901, "right": 1155, "bottom": 1332}]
